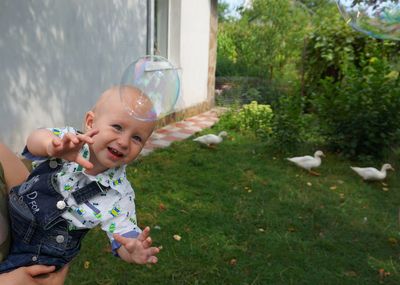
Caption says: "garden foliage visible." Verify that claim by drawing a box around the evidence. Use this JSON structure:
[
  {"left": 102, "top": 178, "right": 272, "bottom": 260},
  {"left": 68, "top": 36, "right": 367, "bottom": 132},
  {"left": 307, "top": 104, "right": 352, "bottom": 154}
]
[
  {"left": 217, "top": 0, "right": 400, "bottom": 159},
  {"left": 314, "top": 57, "right": 400, "bottom": 158},
  {"left": 218, "top": 101, "right": 273, "bottom": 138}
]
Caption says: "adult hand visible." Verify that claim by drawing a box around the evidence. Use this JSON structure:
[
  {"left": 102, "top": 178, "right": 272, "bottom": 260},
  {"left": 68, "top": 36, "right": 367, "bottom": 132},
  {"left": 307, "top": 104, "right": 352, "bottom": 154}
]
[
  {"left": 35, "top": 264, "right": 69, "bottom": 285},
  {"left": 0, "top": 265, "right": 58, "bottom": 285}
]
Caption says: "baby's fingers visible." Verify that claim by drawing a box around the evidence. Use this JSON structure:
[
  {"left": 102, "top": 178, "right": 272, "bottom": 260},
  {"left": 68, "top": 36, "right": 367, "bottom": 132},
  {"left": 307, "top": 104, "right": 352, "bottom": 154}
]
[
  {"left": 142, "top": 236, "right": 153, "bottom": 249},
  {"left": 85, "top": 128, "right": 100, "bottom": 138},
  {"left": 137, "top": 226, "right": 151, "bottom": 242},
  {"left": 148, "top": 246, "right": 161, "bottom": 257},
  {"left": 51, "top": 137, "right": 62, "bottom": 148},
  {"left": 76, "top": 133, "right": 95, "bottom": 145},
  {"left": 63, "top": 133, "right": 79, "bottom": 145},
  {"left": 147, "top": 255, "right": 158, "bottom": 264}
]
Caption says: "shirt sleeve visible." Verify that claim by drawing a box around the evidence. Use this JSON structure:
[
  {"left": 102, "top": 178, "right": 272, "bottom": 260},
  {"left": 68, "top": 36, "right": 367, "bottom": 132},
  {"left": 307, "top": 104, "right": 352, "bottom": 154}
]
[{"left": 100, "top": 188, "right": 142, "bottom": 256}]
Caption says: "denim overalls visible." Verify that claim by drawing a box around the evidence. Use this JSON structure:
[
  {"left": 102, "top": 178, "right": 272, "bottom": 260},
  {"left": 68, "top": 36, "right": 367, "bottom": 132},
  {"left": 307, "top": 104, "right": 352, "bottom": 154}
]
[{"left": 0, "top": 158, "right": 107, "bottom": 273}]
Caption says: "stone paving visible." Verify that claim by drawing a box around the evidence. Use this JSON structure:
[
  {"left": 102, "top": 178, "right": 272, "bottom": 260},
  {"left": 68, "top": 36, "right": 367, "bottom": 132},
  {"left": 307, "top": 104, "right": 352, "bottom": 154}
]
[{"left": 139, "top": 108, "right": 223, "bottom": 156}]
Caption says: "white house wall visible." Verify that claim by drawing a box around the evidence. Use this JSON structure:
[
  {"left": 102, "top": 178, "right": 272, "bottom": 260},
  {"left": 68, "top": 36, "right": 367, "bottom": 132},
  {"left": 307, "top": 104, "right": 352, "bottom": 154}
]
[
  {"left": 175, "top": 0, "right": 211, "bottom": 111},
  {"left": 0, "top": 0, "right": 147, "bottom": 152},
  {"left": 0, "top": 0, "right": 214, "bottom": 153}
]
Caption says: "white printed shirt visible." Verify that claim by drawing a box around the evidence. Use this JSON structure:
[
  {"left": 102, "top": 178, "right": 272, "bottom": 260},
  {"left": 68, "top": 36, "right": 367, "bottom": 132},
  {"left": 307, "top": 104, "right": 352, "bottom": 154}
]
[{"left": 25, "top": 126, "right": 141, "bottom": 254}]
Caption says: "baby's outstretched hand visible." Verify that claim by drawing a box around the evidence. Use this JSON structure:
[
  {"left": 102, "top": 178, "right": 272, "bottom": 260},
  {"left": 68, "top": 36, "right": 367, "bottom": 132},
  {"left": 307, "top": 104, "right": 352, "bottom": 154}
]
[
  {"left": 47, "top": 129, "right": 98, "bottom": 169},
  {"left": 113, "top": 227, "right": 160, "bottom": 265}
]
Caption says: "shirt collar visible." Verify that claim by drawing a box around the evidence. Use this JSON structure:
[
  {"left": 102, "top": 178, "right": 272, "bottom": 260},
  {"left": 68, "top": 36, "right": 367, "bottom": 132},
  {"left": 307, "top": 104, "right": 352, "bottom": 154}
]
[
  {"left": 77, "top": 143, "right": 133, "bottom": 195},
  {"left": 62, "top": 161, "right": 133, "bottom": 195}
]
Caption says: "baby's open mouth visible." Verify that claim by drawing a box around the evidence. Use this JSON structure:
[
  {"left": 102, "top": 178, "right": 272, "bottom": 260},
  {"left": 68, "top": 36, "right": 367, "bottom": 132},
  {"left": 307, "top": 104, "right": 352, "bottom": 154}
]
[{"left": 108, "top": 147, "right": 123, "bottom": 157}]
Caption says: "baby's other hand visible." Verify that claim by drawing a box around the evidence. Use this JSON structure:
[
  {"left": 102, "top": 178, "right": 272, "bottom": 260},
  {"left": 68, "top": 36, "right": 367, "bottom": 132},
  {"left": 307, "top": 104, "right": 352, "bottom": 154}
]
[{"left": 114, "top": 227, "right": 160, "bottom": 265}]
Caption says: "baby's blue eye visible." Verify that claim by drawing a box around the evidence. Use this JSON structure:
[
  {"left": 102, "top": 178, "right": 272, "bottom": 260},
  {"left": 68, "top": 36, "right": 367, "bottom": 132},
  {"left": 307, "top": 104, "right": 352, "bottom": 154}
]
[
  {"left": 112, "top": 124, "right": 122, "bottom": 131},
  {"left": 132, "top": 135, "right": 142, "bottom": 143}
]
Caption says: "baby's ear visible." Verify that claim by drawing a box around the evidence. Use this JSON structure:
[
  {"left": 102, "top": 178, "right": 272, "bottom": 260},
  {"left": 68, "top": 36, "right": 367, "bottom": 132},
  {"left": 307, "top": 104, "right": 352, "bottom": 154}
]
[{"left": 84, "top": 111, "right": 95, "bottom": 131}]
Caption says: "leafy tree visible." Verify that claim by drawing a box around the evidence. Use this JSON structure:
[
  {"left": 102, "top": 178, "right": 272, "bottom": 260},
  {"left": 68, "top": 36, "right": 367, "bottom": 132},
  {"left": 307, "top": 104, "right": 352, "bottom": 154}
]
[
  {"left": 217, "top": 0, "right": 310, "bottom": 82},
  {"left": 217, "top": 1, "right": 232, "bottom": 23}
]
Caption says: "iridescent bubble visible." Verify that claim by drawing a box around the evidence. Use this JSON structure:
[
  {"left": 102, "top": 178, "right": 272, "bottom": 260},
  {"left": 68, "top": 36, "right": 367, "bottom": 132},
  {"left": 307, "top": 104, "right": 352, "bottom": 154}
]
[
  {"left": 337, "top": 0, "right": 400, "bottom": 40},
  {"left": 119, "top": 55, "right": 180, "bottom": 121}
]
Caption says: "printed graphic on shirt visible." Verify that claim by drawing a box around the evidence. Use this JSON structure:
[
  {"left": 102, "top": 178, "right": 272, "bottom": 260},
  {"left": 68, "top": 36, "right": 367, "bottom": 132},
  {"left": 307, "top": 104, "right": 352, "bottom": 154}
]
[{"left": 109, "top": 205, "right": 121, "bottom": 218}]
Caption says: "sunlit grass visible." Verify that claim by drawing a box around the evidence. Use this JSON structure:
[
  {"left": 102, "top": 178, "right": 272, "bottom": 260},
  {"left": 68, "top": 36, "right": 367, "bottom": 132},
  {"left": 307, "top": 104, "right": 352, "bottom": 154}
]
[{"left": 66, "top": 127, "right": 400, "bottom": 285}]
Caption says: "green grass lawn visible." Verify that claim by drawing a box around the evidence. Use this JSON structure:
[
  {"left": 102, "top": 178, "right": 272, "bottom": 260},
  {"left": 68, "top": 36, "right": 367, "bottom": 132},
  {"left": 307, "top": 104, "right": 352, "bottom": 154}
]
[{"left": 65, "top": 128, "right": 400, "bottom": 285}]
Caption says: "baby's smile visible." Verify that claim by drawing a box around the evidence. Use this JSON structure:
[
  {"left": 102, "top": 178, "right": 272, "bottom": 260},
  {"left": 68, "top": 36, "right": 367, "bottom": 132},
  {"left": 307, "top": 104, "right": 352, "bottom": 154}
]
[{"left": 107, "top": 147, "right": 124, "bottom": 158}]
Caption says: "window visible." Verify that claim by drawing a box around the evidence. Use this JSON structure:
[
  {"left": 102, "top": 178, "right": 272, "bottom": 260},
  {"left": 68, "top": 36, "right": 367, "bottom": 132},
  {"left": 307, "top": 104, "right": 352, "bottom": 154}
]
[
  {"left": 154, "top": 0, "right": 168, "bottom": 57},
  {"left": 147, "top": 0, "right": 169, "bottom": 58}
]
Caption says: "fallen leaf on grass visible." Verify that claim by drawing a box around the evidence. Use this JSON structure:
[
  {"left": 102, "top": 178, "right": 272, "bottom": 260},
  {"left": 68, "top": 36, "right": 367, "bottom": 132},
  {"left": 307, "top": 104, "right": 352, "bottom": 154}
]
[
  {"left": 230, "top": 258, "right": 237, "bottom": 266},
  {"left": 103, "top": 245, "right": 112, "bottom": 253},
  {"left": 344, "top": 270, "right": 357, "bottom": 277},
  {"left": 379, "top": 268, "right": 390, "bottom": 282},
  {"left": 330, "top": 185, "right": 337, "bottom": 190},
  {"left": 382, "top": 187, "right": 389, "bottom": 192},
  {"left": 159, "top": 203, "right": 166, "bottom": 211},
  {"left": 258, "top": 228, "right": 265, "bottom": 232},
  {"left": 84, "top": 261, "right": 90, "bottom": 269},
  {"left": 307, "top": 182, "right": 312, "bottom": 187},
  {"left": 173, "top": 234, "right": 182, "bottom": 241},
  {"left": 388, "top": 237, "right": 398, "bottom": 246}
]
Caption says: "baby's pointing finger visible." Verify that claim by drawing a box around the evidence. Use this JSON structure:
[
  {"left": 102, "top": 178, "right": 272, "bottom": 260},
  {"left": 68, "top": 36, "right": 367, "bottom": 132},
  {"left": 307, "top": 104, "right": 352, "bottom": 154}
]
[
  {"left": 85, "top": 128, "right": 99, "bottom": 138},
  {"left": 76, "top": 133, "right": 94, "bottom": 145}
]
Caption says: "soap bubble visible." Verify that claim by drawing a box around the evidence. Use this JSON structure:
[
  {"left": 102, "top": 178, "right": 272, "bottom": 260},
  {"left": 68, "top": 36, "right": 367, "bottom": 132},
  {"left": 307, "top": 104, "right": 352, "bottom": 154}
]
[
  {"left": 337, "top": 0, "right": 400, "bottom": 40},
  {"left": 119, "top": 55, "right": 180, "bottom": 121}
]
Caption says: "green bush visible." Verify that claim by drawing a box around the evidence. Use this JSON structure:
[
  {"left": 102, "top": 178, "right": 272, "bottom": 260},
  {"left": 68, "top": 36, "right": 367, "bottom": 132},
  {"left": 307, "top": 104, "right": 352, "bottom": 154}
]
[
  {"left": 313, "top": 56, "right": 400, "bottom": 158},
  {"left": 269, "top": 94, "right": 305, "bottom": 153},
  {"left": 218, "top": 101, "right": 273, "bottom": 138}
]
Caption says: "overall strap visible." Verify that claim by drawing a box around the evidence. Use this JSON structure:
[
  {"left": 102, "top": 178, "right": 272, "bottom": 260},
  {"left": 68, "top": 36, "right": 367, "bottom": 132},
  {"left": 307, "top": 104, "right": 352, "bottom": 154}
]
[{"left": 71, "top": 181, "right": 109, "bottom": 204}]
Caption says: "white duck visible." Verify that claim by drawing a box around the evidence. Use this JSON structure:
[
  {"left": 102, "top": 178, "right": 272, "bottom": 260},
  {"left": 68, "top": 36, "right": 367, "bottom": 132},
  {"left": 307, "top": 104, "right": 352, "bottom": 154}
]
[
  {"left": 351, "top": 163, "right": 394, "bottom": 181},
  {"left": 287, "top": 150, "right": 325, "bottom": 176},
  {"left": 193, "top": 131, "right": 228, "bottom": 148}
]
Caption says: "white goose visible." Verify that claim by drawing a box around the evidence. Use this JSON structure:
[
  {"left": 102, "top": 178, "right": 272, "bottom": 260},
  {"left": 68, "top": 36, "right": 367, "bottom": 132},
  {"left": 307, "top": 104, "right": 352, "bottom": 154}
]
[
  {"left": 193, "top": 131, "right": 228, "bottom": 148},
  {"left": 351, "top": 163, "right": 394, "bottom": 181},
  {"left": 287, "top": 150, "right": 325, "bottom": 176}
]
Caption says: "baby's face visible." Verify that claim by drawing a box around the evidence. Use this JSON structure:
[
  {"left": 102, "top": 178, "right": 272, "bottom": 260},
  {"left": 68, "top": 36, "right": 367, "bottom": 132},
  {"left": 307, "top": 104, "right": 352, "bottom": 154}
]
[{"left": 85, "top": 87, "right": 156, "bottom": 174}]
